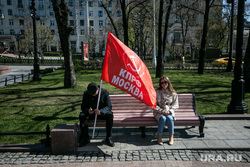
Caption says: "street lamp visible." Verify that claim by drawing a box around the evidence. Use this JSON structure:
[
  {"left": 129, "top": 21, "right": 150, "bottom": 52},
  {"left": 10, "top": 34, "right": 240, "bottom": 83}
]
[
  {"left": 227, "top": 0, "right": 248, "bottom": 114},
  {"left": 30, "top": 0, "right": 41, "bottom": 81},
  {"left": 226, "top": 0, "right": 234, "bottom": 72}
]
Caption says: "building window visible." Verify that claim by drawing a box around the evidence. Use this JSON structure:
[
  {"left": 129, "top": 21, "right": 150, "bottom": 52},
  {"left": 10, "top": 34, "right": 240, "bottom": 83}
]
[
  {"left": 68, "top": 0, "right": 73, "bottom": 6},
  {"left": 9, "top": 19, "right": 14, "bottom": 26},
  {"left": 20, "top": 29, "right": 25, "bottom": 35},
  {"left": 89, "top": 11, "right": 93, "bottom": 16},
  {"left": 50, "top": 10, "right": 54, "bottom": 16},
  {"left": 40, "top": 20, "right": 45, "bottom": 25},
  {"left": 39, "top": 10, "right": 45, "bottom": 16},
  {"left": 10, "top": 29, "right": 15, "bottom": 35},
  {"left": 18, "top": 0, "right": 23, "bottom": 7},
  {"left": 0, "top": 20, "right": 3, "bottom": 26},
  {"left": 99, "top": 20, "right": 103, "bottom": 26},
  {"left": 98, "top": 11, "right": 103, "bottom": 17},
  {"left": 80, "top": 20, "right": 84, "bottom": 26},
  {"left": 51, "top": 29, "right": 55, "bottom": 35},
  {"left": 50, "top": 20, "right": 55, "bottom": 26},
  {"left": 174, "top": 32, "right": 181, "bottom": 42},
  {"left": 0, "top": 29, "right": 4, "bottom": 35},
  {"left": 18, "top": 9, "right": 23, "bottom": 16},
  {"left": 89, "top": 20, "right": 94, "bottom": 26},
  {"left": 90, "top": 28, "right": 94, "bottom": 35},
  {"left": 80, "top": 10, "right": 84, "bottom": 16},
  {"left": 117, "top": 11, "right": 121, "bottom": 17},
  {"left": 49, "top": 0, "right": 52, "bottom": 7},
  {"left": 98, "top": 1, "right": 103, "bottom": 7},
  {"left": 99, "top": 29, "right": 103, "bottom": 35},
  {"left": 88, "top": 1, "right": 93, "bottom": 7},
  {"left": 108, "top": 2, "right": 112, "bottom": 7},
  {"left": 80, "top": 29, "right": 84, "bottom": 35},
  {"left": 8, "top": 9, "right": 13, "bottom": 15},
  {"left": 70, "top": 10, "right": 74, "bottom": 16},
  {"left": 19, "top": 20, "right": 24, "bottom": 26},
  {"left": 7, "top": 0, "right": 12, "bottom": 5},
  {"left": 70, "top": 20, "right": 74, "bottom": 26},
  {"left": 38, "top": 0, "right": 44, "bottom": 8},
  {"left": 28, "top": 0, "right": 32, "bottom": 7},
  {"left": 79, "top": 0, "right": 84, "bottom": 6}
]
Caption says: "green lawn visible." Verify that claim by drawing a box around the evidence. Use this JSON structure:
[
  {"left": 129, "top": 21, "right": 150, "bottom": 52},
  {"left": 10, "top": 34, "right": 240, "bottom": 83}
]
[{"left": 0, "top": 69, "right": 249, "bottom": 144}]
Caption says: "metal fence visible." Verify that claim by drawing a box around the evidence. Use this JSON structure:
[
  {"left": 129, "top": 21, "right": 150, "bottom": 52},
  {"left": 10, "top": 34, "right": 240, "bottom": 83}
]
[
  {"left": 0, "top": 73, "right": 33, "bottom": 88},
  {"left": 0, "top": 57, "right": 63, "bottom": 65}
]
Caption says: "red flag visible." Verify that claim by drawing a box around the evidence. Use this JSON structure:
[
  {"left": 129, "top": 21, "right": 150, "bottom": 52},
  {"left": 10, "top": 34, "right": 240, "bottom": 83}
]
[{"left": 101, "top": 32, "right": 156, "bottom": 109}]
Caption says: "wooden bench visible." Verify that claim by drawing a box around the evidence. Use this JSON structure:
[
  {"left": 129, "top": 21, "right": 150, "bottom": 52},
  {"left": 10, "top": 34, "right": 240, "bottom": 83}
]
[{"left": 88, "top": 93, "right": 205, "bottom": 138}]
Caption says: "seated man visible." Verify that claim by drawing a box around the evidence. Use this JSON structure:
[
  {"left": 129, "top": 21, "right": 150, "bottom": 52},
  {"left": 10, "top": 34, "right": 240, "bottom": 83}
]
[{"left": 79, "top": 82, "right": 114, "bottom": 147}]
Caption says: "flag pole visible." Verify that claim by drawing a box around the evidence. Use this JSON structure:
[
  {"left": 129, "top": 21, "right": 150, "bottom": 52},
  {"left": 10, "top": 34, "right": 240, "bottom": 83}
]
[{"left": 92, "top": 80, "right": 103, "bottom": 139}]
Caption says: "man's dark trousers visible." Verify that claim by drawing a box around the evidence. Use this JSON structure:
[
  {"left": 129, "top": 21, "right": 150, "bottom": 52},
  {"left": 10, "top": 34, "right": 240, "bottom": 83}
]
[{"left": 79, "top": 112, "right": 113, "bottom": 139}]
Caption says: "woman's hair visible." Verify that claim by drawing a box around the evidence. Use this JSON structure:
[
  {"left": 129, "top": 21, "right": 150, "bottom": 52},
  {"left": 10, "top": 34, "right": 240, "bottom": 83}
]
[{"left": 157, "top": 76, "right": 176, "bottom": 95}]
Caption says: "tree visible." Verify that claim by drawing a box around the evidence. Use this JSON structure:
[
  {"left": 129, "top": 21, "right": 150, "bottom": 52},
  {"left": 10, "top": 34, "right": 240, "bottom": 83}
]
[
  {"left": 101, "top": 0, "right": 148, "bottom": 46},
  {"left": 20, "top": 25, "right": 55, "bottom": 55},
  {"left": 198, "top": 0, "right": 215, "bottom": 74},
  {"left": 156, "top": 0, "right": 173, "bottom": 78},
  {"left": 51, "top": 0, "right": 77, "bottom": 88},
  {"left": 175, "top": 0, "right": 200, "bottom": 56}
]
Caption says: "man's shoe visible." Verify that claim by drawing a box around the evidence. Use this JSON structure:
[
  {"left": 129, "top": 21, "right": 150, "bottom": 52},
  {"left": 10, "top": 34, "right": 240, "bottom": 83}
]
[
  {"left": 79, "top": 138, "right": 90, "bottom": 147},
  {"left": 105, "top": 138, "right": 115, "bottom": 147}
]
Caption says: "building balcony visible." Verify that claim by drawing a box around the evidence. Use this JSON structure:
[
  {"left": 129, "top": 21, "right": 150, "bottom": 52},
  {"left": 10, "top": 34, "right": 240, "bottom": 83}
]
[
  {"left": 0, "top": 35, "right": 14, "bottom": 41},
  {"left": 14, "top": 15, "right": 24, "bottom": 18}
]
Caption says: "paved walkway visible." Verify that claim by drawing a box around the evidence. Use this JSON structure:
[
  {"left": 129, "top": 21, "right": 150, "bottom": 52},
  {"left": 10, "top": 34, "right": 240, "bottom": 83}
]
[{"left": 0, "top": 120, "right": 249, "bottom": 166}]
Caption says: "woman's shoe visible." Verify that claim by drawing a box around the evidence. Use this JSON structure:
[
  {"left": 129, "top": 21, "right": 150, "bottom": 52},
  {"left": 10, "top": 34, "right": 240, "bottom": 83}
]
[
  {"left": 157, "top": 133, "right": 163, "bottom": 145},
  {"left": 169, "top": 134, "right": 174, "bottom": 145}
]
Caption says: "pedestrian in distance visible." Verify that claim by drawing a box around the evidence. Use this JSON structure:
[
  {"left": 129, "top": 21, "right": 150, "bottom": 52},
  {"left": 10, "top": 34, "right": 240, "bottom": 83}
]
[
  {"left": 79, "top": 82, "right": 114, "bottom": 147},
  {"left": 153, "top": 76, "right": 179, "bottom": 145}
]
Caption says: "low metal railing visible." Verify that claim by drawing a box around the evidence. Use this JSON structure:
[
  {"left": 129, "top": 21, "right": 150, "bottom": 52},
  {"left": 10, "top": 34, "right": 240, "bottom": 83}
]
[
  {"left": 0, "top": 125, "right": 51, "bottom": 146},
  {"left": 0, "top": 73, "right": 33, "bottom": 87}
]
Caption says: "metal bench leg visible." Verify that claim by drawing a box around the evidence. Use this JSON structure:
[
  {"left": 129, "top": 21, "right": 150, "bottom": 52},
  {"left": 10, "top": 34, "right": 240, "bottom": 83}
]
[
  {"left": 139, "top": 126, "right": 146, "bottom": 138},
  {"left": 199, "top": 115, "right": 205, "bottom": 137}
]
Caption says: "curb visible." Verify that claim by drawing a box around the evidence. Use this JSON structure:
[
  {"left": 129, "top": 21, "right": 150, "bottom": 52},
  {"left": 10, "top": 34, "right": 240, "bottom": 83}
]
[{"left": 204, "top": 114, "right": 250, "bottom": 120}]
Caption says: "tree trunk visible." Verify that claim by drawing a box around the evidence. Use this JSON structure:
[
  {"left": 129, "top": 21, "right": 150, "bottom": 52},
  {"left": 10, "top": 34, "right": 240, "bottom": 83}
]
[
  {"left": 162, "top": 0, "right": 173, "bottom": 64},
  {"left": 198, "top": 0, "right": 210, "bottom": 74},
  {"left": 244, "top": 30, "right": 250, "bottom": 92},
  {"left": 52, "top": 0, "right": 77, "bottom": 88},
  {"left": 120, "top": 0, "right": 129, "bottom": 46},
  {"left": 156, "top": 0, "right": 164, "bottom": 78}
]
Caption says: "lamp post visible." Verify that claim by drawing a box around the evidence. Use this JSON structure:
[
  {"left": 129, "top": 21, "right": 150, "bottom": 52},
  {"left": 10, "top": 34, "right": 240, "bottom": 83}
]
[
  {"left": 227, "top": 0, "right": 248, "bottom": 114},
  {"left": 30, "top": 0, "right": 41, "bottom": 81},
  {"left": 226, "top": 0, "right": 234, "bottom": 72}
]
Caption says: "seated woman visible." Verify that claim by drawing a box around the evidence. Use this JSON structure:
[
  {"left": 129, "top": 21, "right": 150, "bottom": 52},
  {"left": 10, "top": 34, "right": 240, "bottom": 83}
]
[{"left": 153, "top": 76, "right": 179, "bottom": 145}]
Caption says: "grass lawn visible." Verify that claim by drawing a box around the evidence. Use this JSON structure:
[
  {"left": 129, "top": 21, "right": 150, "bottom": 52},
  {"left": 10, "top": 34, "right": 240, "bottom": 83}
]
[{"left": 0, "top": 69, "right": 249, "bottom": 144}]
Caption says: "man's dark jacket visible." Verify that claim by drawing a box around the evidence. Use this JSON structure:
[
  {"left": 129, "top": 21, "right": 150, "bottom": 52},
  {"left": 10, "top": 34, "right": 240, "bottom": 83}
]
[{"left": 81, "top": 87, "right": 112, "bottom": 116}]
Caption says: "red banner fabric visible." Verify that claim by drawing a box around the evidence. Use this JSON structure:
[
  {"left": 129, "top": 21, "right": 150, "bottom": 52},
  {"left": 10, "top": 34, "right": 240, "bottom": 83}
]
[{"left": 101, "top": 32, "right": 156, "bottom": 109}]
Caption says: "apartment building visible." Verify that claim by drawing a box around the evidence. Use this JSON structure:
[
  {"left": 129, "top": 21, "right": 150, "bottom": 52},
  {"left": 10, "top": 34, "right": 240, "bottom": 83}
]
[
  {"left": 0, "top": 0, "right": 121, "bottom": 54},
  {"left": 0, "top": 0, "right": 226, "bottom": 57}
]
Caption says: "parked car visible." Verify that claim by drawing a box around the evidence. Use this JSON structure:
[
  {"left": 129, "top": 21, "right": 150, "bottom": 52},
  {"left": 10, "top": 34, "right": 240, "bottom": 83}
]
[{"left": 212, "top": 57, "right": 235, "bottom": 67}]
